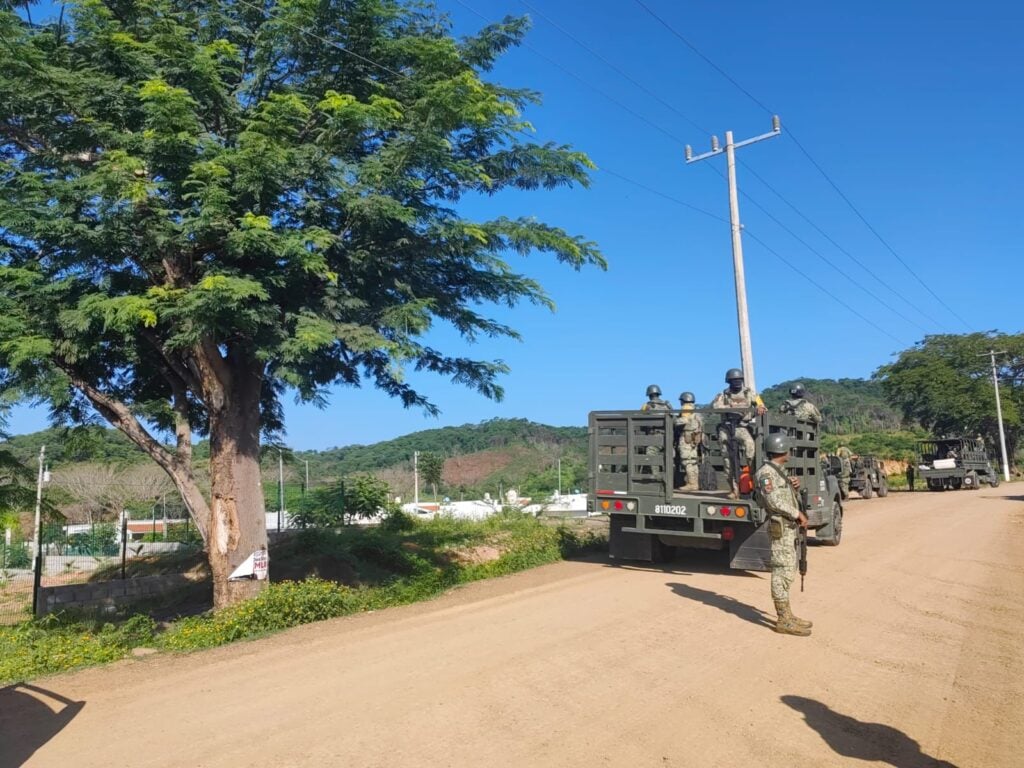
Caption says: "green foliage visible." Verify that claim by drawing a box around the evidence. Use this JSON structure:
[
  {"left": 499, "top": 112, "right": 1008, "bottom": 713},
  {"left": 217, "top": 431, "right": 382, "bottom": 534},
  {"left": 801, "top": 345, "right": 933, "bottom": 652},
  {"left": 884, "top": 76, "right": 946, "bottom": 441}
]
[
  {"left": 158, "top": 516, "right": 604, "bottom": 651},
  {"left": 0, "top": 615, "right": 156, "bottom": 684},
  {"left": 0, "top": 0, "right": 603, "bottom": 442},
  {"left": 418, "top": 451, "right": 444, "bottom": 498},
  {"left": 877, "top": 333, "right": 1024, "bottom": 463},
  {"left": 291, "top": 480, "right": 346, "bottom": 528},
  {"left": 820, "top": 430, "right": 926, "bottom": 460},
  {"left": 311, "top": 418, "right": 587, "bottom": 474},
  {"left": 0, "top": 427, "right": 149, "bottom": 466},
  {"left": 762, "top": 378, "right": 906, "bottom": 433},
  {"left": 344, "top": 474, "right": 389, "bottom": 518}
]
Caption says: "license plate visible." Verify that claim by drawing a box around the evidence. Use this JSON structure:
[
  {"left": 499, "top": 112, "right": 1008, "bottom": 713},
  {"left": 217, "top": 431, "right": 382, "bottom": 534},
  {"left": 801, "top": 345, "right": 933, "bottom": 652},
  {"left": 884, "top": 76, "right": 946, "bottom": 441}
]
[{"left": 653, "top": 504, "right": 687, "bottom": 515}]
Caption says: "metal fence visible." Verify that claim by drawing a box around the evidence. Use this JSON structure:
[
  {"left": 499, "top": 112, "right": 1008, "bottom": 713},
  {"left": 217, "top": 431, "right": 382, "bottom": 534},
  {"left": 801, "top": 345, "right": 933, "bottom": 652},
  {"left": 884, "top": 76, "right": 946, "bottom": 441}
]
[{"left": 0, "top": 515, "right": 203, "bottom": 625}]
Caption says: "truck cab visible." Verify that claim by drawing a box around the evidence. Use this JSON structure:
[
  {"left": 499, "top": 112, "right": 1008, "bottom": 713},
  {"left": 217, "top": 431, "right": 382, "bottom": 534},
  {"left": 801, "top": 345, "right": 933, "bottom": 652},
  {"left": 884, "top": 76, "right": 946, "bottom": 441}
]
[{"left": 588, "top": 408, "right": 843, "bottom": 570}]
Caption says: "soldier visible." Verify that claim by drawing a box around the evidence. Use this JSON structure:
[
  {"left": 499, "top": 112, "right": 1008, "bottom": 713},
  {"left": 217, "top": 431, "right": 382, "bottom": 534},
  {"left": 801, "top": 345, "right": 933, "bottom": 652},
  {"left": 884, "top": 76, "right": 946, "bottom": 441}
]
[
  {"left": 711, "top": 368, "right": 766, "bottom": 498},
  {"left": 836, "top": 445, "right": 852, "bottom": 498},
  {"left": 675, "top": 392, "right": 703, "bottom": 491},
  {"left": 905, "top": 461, "right": 915, "bottom": 492},
  {"left": 779, "top": 383, "right": 823, "bottom": 425},
  {"left": 640, "top": 385, "right": 672, "bottom": 475},
  {"left": 640, "top": 384, "right": 672, "bottom": 412},
  {"left": 755, "top": 433, "right": 812, "bottom": 637}
]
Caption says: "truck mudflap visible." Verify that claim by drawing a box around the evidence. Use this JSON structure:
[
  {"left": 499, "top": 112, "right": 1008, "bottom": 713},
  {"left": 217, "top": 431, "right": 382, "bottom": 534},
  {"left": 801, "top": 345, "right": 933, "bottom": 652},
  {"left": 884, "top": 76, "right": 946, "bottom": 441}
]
[{"left": 728, "top": 521, "right": 771, "bottom": 571}]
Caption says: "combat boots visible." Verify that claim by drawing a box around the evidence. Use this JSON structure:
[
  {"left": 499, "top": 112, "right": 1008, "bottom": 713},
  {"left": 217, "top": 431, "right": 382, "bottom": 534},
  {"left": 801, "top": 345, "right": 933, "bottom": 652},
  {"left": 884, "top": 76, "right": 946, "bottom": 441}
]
[{"left": 774, "top": 600, "right": 812, "bottom": 636}]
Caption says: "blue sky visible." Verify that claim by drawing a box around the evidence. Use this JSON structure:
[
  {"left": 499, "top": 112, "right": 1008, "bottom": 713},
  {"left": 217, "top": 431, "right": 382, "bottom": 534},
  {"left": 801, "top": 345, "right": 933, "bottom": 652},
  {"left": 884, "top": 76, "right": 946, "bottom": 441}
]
[{"left": 9, "top": 0, "right": 1024, "bottom": 449}]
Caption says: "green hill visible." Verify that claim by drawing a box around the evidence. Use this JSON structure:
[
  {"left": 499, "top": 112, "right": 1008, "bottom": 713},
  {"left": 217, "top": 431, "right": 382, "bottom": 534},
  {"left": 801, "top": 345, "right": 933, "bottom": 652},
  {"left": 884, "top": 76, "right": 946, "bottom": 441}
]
[{"left": 761, "top": 378, "right": 907, "bottom": 433}]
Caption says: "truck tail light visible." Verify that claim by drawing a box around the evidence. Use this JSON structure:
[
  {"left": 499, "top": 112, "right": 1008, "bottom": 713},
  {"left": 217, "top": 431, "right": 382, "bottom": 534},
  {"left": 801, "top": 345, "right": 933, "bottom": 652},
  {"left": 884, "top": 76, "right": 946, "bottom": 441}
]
[
  {"left": 614, "top": 500, "right": 623, "bottom": 510},
  {"left": 722, "top": 526, "right": 734, "bottom": 541},
  {"left": 735, "top": 507, "right": 746, "bottom": 518},
  {"left": 721, "top": 507, "right": 732, "bottom": 517}
]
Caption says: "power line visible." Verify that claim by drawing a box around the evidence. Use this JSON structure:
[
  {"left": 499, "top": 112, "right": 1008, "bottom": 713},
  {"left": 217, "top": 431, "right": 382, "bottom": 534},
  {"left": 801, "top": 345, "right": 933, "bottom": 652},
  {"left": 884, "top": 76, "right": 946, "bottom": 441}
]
[
  {"left": 630, "top": 0, "right": 971, "bottom": 330},
  {"left": 453, "top": 0, "right": 685, "bottom": 147},
  {"left": 742, "top": 229, "right": 907, "bottom": 346},
  {"left": 600, "top": 168, "right": 727, "bottom": 223},
  {"left": 518, "top": 0, "right": 709, "bottom": 135},
  {"left": 234, "top": 0, "right": 410, "bottom": 79},
  {"left": 738, "top": 160, "right": 945, "bottom": 329},
  {"left": 737, "top": 186, "right": 932, "bottom": 334}
]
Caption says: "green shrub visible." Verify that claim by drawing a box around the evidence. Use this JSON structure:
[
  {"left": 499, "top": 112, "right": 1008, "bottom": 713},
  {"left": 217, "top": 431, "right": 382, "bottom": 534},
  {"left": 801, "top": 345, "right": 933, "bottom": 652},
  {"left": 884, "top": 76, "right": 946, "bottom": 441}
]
[{"left": 0, "top": 615, "right": 156, "bottom": 684}]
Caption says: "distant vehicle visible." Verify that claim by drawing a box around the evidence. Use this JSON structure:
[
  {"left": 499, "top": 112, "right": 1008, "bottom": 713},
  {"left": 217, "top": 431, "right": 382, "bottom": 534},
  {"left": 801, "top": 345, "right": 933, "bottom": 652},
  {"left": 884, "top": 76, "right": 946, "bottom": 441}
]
[
  {"left": 587, "top": 408, "right": 843, "bottom": 571},
  {"left": 917, "top": 437, "right": 999, "bottom": 491},
  {"left": 848, "top": 455, "right": 889, "bottom": 499}
]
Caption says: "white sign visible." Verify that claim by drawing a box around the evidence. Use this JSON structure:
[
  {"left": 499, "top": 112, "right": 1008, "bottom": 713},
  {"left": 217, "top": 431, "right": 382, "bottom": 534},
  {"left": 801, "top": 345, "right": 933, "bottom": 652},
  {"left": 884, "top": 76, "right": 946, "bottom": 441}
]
[{"left": 229, "top": 549, "right": 270, "bottom": 581}]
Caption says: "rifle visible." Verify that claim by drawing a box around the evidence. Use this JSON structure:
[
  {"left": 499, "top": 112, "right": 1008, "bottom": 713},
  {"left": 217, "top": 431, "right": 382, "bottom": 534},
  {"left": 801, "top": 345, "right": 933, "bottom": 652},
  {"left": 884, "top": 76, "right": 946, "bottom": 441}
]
[{"left": 798, "top": 487, "right": 809, "bottom": 592}]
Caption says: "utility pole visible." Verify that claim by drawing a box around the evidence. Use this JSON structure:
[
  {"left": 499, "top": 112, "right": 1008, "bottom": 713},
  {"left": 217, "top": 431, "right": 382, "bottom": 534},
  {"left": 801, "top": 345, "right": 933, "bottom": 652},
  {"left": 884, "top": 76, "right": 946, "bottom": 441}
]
[
  {"left": 304, "top": 460, "right": 310, "bottom": 496},
  {"left": 413, "top": 451, "right": 419, "bottom": 506},
  {"left": 277, "top": 449, "right": 285, "bottom": 531},
  {"left": 685, "top": 116, "right": 781, "bottom": 392},
  {"left": 31, "top": 446, "right": 47, "bottom": 616},
  {"left": 979, "top": 350, "right": 1012, "bottom": 482},
  {"left": 557, "top": 458, "right": 562, "bottom": 497}
]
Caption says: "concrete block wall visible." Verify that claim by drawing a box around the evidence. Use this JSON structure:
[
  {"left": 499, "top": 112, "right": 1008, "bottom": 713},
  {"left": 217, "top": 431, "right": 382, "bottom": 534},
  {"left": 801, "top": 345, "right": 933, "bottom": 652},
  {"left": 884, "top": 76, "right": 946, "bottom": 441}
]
[{"left": 36, "top": 574, "right": 201, "bottom": 618}]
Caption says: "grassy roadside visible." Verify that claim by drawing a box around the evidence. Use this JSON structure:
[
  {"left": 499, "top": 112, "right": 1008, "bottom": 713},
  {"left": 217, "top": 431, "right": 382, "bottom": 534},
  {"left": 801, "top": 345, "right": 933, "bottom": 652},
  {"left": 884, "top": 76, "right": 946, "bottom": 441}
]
[{"left": 0, "top": 513, "right": 606, "bottom": 685}]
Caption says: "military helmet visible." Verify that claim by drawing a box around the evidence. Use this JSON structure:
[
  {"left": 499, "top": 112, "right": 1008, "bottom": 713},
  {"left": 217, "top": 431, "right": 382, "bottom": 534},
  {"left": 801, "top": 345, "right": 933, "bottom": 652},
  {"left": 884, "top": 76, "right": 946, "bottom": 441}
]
[
  {"left": 790, "top": 383, "right": 806, "bottom": 398},
  {"left": 646, "top": 384, "right": 661, "bottom": 398},
  {"left": 765, "top": 433, "right": 792, "bottom": 456},
  {"left": 725, "top": 368, "right": 744, "bottom": 383},
  {"left": 679, "top": 391, "right": 696, "bottom": 404}
]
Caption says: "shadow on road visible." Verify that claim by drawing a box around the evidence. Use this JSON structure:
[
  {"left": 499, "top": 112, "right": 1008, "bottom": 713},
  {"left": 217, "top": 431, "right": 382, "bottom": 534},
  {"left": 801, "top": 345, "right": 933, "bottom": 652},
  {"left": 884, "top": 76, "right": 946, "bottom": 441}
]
[
  {"left": 667, "top": 582, "right": 773, "bottom": 628},
  {"left": 781, "top": 695, "right": 958, "bottom": 768},
  {"left": 606, "top": 548, "right": 761, "bottom": 578},
  {"left": 0, "top": 683, "right": 85, "bottom": 767}
]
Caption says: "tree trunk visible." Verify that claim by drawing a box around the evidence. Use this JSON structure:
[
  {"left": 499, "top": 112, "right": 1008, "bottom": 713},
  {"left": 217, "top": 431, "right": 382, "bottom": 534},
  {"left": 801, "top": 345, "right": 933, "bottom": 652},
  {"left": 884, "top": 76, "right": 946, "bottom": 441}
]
[{"left": 206, "top": 371, "right": 268, "bottom": 609}]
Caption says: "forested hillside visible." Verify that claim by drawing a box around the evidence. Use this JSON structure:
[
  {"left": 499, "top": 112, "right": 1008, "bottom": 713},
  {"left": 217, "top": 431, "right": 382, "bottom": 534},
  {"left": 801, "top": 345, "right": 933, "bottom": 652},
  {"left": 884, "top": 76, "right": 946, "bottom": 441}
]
[
  {"left": 761, "top": 378, "right": 906, "bottom": 433},
  {"left": 1, "top": 379, "right": 936, "bottom": 512}
]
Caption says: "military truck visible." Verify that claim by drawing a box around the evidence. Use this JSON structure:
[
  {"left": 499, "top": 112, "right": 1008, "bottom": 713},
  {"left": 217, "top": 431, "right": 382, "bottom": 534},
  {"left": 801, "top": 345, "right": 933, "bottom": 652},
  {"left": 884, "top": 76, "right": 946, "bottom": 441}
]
[
  {"left": 588, "top": 407, "right": 843, "bottom": 571},
  {"left": 917, "top": 437, "right": 999, "bottom": 490},
  {"left": 848, "top": 455, "right": 889, "bottom": 499}
]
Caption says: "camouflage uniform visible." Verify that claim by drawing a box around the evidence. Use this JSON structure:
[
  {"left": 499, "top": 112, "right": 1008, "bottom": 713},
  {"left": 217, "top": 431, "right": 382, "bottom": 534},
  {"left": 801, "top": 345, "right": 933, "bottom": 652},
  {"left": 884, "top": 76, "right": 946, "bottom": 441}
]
[
  {"left": 755, "top": 459, "right": 811, "bottom": 636},
  {"left": 711, "top": 386, "right": 763, "bottom": 493},
  {"left": 780, "top": 397, "right": 823, "bottom": 425},
  {"left": 640, "top": 398, "right": 672, "bottom": 473},
  {"left": 836, "top": 446, "right": 852, "bottom": 497},
  {"left": 675, "top": 407, "right": 703, "bottom": 489}
]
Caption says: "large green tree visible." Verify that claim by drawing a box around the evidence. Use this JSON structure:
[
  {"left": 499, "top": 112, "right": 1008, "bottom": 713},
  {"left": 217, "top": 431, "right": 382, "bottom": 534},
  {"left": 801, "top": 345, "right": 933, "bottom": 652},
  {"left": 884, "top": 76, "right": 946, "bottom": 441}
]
[
  {"left": 0, "top": 0, "right": 603, "bottom": 607},
  {"left": 876, "top": 333, "right": 1024, "bottom": 468}
]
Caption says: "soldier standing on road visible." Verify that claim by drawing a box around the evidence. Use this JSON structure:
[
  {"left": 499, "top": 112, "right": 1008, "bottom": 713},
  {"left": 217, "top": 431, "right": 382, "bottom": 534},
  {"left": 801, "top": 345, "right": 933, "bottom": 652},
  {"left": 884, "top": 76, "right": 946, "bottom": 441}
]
[
  {"left": 905, "top": 461, "right": 915, "bottom": 492},
  {"left": 675, "top": 392, "right": 703, "bottom": 491},
  {"left": 755, "top": 433, "right": 812, "bottom": 637},
  {"left": 836, "top": 445, "right": 852, "bottom": 498},
  {"left": 779, "top": 383, "right": 823, "bottom": 425},
  {"left": 712, "top": 368, "right": 766, "bottom": 498}
]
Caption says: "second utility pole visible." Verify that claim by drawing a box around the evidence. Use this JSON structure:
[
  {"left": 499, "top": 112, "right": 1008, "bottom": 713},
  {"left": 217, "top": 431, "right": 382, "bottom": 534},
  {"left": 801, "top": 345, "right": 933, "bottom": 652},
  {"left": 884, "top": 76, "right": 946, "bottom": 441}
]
[{"left": 686, "top": 116, "right": 781, "bottom": 393}]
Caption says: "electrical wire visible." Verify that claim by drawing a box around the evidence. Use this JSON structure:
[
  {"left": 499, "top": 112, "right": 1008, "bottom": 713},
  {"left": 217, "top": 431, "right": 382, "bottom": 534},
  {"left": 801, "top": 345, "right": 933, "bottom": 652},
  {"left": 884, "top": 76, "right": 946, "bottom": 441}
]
[{"left": 630, "top": 0, "right": 971, "bottom": 330}]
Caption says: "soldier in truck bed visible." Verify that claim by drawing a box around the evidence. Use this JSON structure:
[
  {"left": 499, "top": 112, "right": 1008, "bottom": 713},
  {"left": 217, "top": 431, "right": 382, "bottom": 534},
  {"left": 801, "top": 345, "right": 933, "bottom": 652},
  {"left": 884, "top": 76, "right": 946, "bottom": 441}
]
[
  {"left": 640, "top": 384, "right": 673, "bottom": 412},
  {"left": 779, "top": 383, "right": 823, "bottom": 425},
  {"left": 675, "top": 391, "right": 703, "bottom": 491},
  {"left": 711, "top": 368, "right": 766, "bottom": 498}
]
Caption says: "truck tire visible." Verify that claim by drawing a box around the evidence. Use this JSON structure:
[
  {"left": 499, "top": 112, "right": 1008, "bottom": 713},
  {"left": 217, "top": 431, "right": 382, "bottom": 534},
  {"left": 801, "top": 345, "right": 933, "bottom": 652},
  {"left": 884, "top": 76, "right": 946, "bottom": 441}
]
[
  {"left": 990, "top": 473, "right": 1001, "bottom": 488},
  {"left": 878, "top": 477, "right": 889, "bottom": 497},
  {"left": 861, "top": 481, "right": 873, "bottom": 500},
  {"left": 966, "top": 471, "right": 979, "bottom": 490},
  {"left": 820, "top": 499, "right": 842, "bottom": 547},
  {"left": 951, "top": 477, "right": 963, "bottom": 490},
  {"left": 928, "top": 478, "right": 944, "bottom": 491},
  {"left": 651, "top": 535, "right": 674, "bottom": 564}
]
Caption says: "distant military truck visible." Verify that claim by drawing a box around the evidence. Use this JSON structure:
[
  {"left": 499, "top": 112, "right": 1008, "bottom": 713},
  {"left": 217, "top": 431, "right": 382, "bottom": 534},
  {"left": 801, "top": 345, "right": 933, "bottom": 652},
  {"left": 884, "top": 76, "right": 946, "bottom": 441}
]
[
  {"left": 588, "top": 408, "right": 844, "bottom": 571},
  {"left": 917, "top": 437, "right": 999, "bottom": 491},
  {"left": 848, "top": 455, "right": 889, "bottom": 499}
]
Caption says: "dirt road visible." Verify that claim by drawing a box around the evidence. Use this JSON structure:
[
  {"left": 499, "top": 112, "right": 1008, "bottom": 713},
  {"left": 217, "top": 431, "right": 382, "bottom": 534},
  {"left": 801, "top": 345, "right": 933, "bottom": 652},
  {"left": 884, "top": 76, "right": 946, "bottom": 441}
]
[{"left": 4, "top": 488, "right": 1023, "bottom": 767}]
